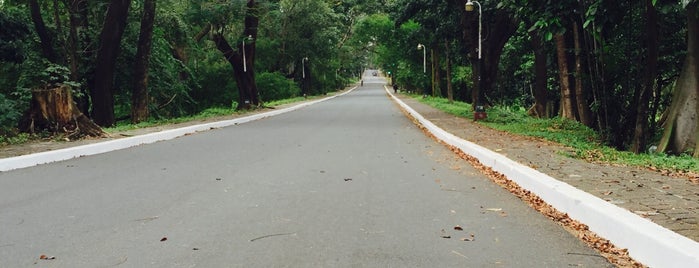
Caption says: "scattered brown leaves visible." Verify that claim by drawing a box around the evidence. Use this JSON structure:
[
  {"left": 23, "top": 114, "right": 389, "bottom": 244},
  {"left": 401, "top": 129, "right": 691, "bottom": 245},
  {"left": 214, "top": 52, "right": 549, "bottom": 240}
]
[{"left": 397, "top": 107, "right": 645, "bottom": 267}]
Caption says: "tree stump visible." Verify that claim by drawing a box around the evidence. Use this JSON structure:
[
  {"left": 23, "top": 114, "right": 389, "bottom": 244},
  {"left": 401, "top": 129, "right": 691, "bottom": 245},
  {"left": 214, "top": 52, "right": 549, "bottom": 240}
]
[{"left": 19, "top": 85, "right": 106, "bottom": 139}]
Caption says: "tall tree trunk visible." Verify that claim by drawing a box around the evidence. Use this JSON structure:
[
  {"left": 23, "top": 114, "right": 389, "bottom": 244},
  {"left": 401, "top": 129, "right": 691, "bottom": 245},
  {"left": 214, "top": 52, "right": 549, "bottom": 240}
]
[
  {"left": 481, "top": 12, "right": 516, "bottom": 106},
  {"left": 91, "top": 0, "right": 131, "bottom": 126},
  {"left": 631, "top": 0, "right": 659, "bottom": 154},
  {"left": 28, "top": 0, "right": 57, "bottom": 62},
  {"left": 555, "top": 33, "right": 576, "bottom": 120},
  {"left": 238, "top": 0, "right": 260, "bottom": 109},
  {"left": 572, "top": 20, "right": 593, "bottom": 126},
  {"left": 131, "top": 0, "right": 156, "bottom": 123},
  {"left": 431, "top": 48, "right": 441, "bottom": 97},
  {"left": 529, "top": 30, "right": 548, "bottom": 118},
  {"left": 657, "top": 2, "right": 699, "bottom": 156},
  {"left": 67, "top": 0, "right": 90, "bottom": 114},
  {"left": 444, "top": 38, "right": 453, "bottom": 103},
  {"left": 203, "top": 2, "right": 261, "bottom": 110}
]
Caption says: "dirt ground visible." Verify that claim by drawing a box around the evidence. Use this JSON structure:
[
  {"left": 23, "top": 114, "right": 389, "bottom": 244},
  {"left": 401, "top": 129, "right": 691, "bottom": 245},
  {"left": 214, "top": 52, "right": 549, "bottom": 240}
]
[{"left": 2, "top": 90, "right": 698, "bottom": 245}]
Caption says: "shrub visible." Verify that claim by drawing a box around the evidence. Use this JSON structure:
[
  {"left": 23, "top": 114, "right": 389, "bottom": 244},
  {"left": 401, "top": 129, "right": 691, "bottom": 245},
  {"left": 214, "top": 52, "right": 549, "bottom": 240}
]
[
  {"left": 257, "top": 72, "right": 300, "bottom": 101},
  {"left": 0, "top": 93, "right": 20, "bottom": 131}
]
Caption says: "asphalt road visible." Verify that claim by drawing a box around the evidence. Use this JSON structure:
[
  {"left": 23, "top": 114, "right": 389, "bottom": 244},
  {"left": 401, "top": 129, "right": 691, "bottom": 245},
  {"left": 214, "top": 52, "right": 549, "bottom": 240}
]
[{"left": 0, "top": 72, "right": 612, "bottom": 267}]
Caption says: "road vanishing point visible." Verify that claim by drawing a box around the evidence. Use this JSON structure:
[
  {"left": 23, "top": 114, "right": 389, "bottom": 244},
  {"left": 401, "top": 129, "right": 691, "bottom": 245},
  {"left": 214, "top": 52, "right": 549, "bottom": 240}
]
[{"left": 0, "top": 72, "right": 612, "bottom": 267}]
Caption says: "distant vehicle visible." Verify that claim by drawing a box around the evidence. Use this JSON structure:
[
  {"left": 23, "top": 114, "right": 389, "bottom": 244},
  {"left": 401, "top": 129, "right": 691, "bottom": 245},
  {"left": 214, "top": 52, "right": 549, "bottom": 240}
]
[{"left": 372, "top": 71, "right": 378, "bottom": 76}]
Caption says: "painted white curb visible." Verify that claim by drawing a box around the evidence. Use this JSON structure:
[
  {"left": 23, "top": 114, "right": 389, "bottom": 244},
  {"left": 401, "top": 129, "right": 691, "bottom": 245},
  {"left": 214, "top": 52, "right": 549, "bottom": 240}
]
[
  {"left": 0, "top": 87, "right": 356, "bottom": 172},
  {"left": 386, "top": 86, "right": 699, "bottom": 268}
]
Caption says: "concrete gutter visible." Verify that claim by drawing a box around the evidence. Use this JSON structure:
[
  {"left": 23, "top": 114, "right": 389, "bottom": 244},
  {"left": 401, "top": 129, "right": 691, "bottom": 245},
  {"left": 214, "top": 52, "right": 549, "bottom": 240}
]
[
  {"left": 385, "top": 87, "right": 699, "bottom": 268},
  {"left": 0, "top": 88, "right": 355, "bottom": 172}
]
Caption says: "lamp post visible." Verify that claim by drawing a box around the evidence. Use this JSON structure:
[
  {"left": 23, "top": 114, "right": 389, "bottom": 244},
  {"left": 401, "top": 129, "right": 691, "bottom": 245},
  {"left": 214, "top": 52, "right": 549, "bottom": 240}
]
[
  {"left": 466, "top": 0, "right": 486, "bottom": 120},
  {"left": 417, "top": 44, "right": 426, "bottom": 73},
  {"left": 242, "top": 35, "right": 253, "bottom": 72},
  {"left": 301, "top": 57, "right": 309, "bottom": 97},
  {"left": 302, "top": 57, "right": 308, "bottom": 78}
]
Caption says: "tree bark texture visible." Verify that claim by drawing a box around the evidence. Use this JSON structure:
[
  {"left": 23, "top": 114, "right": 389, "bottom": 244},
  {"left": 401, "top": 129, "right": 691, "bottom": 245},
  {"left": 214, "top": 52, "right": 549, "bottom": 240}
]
[
  {"left": 20, "top": 85, "right": 105, "bottom": 138},
  {"left": 444, "top": 38, "right": 454, "bottom": 103},
  {"left": 572, "top": 20, "right": 593, "bottom": 127},
  {"left": 555, "top": 33, "right": 576, "bottom": 120},
  {"left": 529, "top": 30, "right": 549, "bottom": 118},
  {"left": 29, "top": 0, "right": 57, "bottom": 63},
  {"left": 67, "top": 0, "right": 91, "bottom": 114},
  {"left": 91, "top": 0, "right": 131, "bottom": 126},
  {"left": 431, "top": 48, "right": 441, "bottom": 97},
  {"left": 657, "top": 2, "right": 699, "bottom": 156},
  {"left": 131, "top": 0, "right": 156, "bottom": 123},
  {"left": 631, "top": 0, "right": 659, "bottom": 154}
]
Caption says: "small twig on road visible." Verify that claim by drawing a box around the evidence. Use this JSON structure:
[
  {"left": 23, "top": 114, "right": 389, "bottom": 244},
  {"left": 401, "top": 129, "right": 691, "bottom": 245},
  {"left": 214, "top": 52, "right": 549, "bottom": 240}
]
[
  {"left": 250, "top": 232, "right": 296, "bottom": 242},
  {"left": 567, "top": 252, "right": 607, "bottom": 259}
]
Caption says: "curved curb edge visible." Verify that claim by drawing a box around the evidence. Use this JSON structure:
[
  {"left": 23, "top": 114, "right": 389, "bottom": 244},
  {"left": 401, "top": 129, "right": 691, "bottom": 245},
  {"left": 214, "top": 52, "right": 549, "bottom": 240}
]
[
  {"left": 385, "top": 87, "right": 699, "bottom": 268},
  {"left": 0, "top": 87, "right": 357, "bottom": 172}
]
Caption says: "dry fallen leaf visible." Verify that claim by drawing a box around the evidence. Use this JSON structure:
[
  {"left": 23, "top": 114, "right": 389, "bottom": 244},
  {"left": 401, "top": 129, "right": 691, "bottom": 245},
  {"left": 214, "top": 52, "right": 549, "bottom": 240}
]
[
  {"left": 160, "top": 237, "right": 168, "bottom": 242},
  {"left": 461, "top": 233, "right": 475, "bottom": 241},
  {"left": 39, "top": 255, "right": 55, "bottom": 260},
  {"left": 485, "top": 208, "right": 502, "bottom": 212},
  {"left": 440, "top": 229, "right": 451, "bottom": 239},
  {"left": 454, "top": 225, "right": 463, "bottom": 231}
]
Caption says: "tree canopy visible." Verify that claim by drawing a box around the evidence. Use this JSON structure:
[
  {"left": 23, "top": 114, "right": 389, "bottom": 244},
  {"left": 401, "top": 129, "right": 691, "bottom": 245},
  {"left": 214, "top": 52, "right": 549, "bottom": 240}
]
[{"left": 1, "top": 0, "right": 698, "bottom": 157}]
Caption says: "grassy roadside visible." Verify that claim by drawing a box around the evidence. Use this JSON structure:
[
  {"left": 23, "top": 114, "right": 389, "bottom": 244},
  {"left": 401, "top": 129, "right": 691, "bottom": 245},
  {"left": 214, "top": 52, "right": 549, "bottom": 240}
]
[
  {"left": 106, "top": 97, "right": 313, "bottom": 133},
  {"left": 0, "top": 96, "right": 318, "bottom": 147},
  {"left": 412, "top": 94, "right": 699, "bottom": 174}
]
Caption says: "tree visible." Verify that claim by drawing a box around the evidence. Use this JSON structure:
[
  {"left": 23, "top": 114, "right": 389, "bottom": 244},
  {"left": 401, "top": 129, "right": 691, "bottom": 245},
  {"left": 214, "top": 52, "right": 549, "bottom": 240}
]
[
  {"left": 131, "top": 0, "right": 156, "bottom": 123},
  {"left": 631, "top": 0, "right": 660, "bottom": 153},
  {"left": 656, "top": 1, "right": 699, "bottom": 156},
  {"left": 91, "top": 0, "right": 131, "bottom": 126},
  {"left": 462, "top": 1, "right": 517, "bottom": 107},
  {"left": 194, "top": 0, "right": 261, "bottom": 110},
  {"left": 28, "top": 0, "right": 57, "bottom": 63}
]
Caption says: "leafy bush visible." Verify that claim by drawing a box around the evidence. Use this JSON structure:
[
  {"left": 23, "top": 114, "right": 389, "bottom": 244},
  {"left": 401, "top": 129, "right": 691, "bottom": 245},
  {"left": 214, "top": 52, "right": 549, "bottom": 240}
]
[
  {"left": 257, "top": 72, "right": 300, "bottom": 101},
  {"left": 0, "top": 93, "right": 20, "bottom": 131}
]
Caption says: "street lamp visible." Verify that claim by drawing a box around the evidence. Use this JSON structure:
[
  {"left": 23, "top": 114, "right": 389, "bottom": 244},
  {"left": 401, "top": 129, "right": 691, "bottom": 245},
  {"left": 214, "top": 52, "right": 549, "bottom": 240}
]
[
  {"left": 242, "top": 35, "right": 253, "bottom": 72},
  {"left": 302, "top": 57, "right": 308, "bottom": 78},
  {"left": 417, "top": 44, "right": 426, "bottom": 73},
  {"left": 465, "top": 1, "right": 481, "bottom": 61},
  {"left": 466, "top": 0, "right": 486, "bottom": 120}
]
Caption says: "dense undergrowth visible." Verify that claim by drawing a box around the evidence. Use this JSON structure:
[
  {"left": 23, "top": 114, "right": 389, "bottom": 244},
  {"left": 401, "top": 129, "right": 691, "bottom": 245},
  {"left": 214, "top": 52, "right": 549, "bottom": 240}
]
[{"left": 414, "top": 95, "right": 699, "bottom": 174}]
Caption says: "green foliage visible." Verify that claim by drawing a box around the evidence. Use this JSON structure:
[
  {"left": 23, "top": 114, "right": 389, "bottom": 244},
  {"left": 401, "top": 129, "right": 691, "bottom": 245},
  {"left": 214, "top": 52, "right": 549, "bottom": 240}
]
[
  {"left": 0, "top": 6, "right": 30, "bottom": 63},
  {"left": 0, "top": 132, "right": 31, "bottom": 146},
  {"left": 0, "top": 93, "right": 20, "bottom": 131},
  {"left": 257, "top": 72, "right": 301, "bottom": 101}
]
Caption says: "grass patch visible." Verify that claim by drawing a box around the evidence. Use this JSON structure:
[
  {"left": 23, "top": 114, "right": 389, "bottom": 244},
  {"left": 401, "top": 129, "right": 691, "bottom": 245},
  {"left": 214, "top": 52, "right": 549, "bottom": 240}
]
[{"left": 414, "top": 95, "right": 699, "bottom": 174}]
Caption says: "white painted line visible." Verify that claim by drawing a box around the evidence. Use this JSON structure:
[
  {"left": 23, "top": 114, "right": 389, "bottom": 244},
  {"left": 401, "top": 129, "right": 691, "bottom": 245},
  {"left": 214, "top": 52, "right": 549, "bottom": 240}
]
[
  {"left": 0, "top": 87, "right": 356, "bottom": 172},
  {"left": 386, "top": 86, "right": 699, "bottom": 268}
]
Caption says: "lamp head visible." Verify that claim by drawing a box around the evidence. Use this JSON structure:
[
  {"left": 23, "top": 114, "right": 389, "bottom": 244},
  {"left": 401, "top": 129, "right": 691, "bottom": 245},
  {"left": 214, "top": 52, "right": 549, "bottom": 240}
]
[
  {"left": 465, "top": 1, "right": 475, "bottom": 11},
  {"left": 417, "top": 44, "right": 424, "bottom": 50}
]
